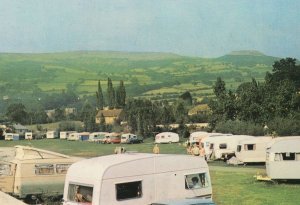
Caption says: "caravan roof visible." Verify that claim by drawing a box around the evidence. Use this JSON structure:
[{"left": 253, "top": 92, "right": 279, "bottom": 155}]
[
  {"left": 267, "top": 136, "right": 300, "bottom": 153},
  {"left": 67, "top": 153, "right": 208, "bottom": 181}
]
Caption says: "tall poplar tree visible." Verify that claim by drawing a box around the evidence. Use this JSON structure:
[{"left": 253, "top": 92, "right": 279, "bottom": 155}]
[
  {"left": 107, "top": 78, "right": 115, "bottom": 109},
  {"left": 96, "top": 80, "right": 104, "bottom": 110},
  {"left": 116, "top": 80, "right": 126, "bottom": 108}
]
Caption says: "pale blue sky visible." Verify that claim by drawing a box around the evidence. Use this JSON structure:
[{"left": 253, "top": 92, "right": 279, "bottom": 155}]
[{"left": 0, "top": 0, "right": 299, "bottom": 58}]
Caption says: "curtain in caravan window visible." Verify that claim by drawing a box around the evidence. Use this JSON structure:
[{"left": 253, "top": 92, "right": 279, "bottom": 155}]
[{"left": 35, "top": 164, "right": 54, "bottom": 175}]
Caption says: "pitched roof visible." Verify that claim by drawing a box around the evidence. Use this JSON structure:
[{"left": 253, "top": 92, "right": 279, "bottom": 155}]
[{"left": 96, "top": 109, "right": 123, "bottom": 118}]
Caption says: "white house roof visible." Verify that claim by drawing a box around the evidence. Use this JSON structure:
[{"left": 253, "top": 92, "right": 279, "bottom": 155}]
[
  {"left": 67, "top": 153, "right": 208, "bottom": 182},
  {"left": 267, "top": 137, "right": 300, "bottom": 153}
]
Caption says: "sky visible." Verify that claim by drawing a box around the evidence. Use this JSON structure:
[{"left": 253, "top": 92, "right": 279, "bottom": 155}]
[{"left": 0, "top": 0, "right": 299, "bottom": 58}]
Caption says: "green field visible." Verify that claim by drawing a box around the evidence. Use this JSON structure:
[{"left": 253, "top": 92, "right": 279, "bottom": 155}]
[
  {"left": 0, "top": 51, "right": 278, "bottom": 104},
  {"left": 1, "top": 139, "right": 299, "bottom": 205}
]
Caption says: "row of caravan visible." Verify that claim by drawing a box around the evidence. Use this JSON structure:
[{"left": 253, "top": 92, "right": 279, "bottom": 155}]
[
  {"left": 3, "top": 132, "right": 33, "bottom": 140},
  {"left": 190, "top": 131, "right": 300, "bottom": 180},
  {"left": 0, "top": 146, "right": 214, "bottom": 204}
]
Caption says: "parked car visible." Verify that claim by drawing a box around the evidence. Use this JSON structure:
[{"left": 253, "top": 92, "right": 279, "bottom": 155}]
[
  {"left": 127, "top": 135, "right": 143, "bottom": 144},
  {"left": 110, "top": 135, "right": 121, "bottom": 144}
]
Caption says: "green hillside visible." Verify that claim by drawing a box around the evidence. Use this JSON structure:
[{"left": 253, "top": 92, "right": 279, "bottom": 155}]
[{"left": 0, "top": 50, "right": 277, "bottom": 106}]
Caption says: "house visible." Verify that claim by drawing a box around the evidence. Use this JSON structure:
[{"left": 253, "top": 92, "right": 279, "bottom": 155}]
[
  {"left": 12, "top": 124, "right": 29, "bottom": 136},
  {"left": 95, "top": 109, "right": 124, "bottom": 125},
  {"left": 188, "top": 104, "right": 211, "bottom": 116}
]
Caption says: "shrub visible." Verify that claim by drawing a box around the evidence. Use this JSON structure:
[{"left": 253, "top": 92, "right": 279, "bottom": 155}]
[
  {"left": 215, "top": 120, "right": 264, "bottom": 136},
  {"left": 267, "top": 116, "right": 300, "bottom": 136}
]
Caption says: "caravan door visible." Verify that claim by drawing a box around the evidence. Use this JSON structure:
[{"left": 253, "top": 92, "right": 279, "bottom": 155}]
[{"left": 0, "top": 162, "right": 16, "bottom": 193}]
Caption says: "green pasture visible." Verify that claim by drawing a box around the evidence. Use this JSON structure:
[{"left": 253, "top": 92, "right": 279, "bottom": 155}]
[{"left": 0, "top": 139, "right": 299, "bottom": 205}]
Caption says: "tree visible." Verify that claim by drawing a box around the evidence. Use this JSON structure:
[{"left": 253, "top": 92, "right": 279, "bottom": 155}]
[
  {"left": 116, "top": 80, "right": 126, "bottom": 108},
  {"left": 235, "top": 78, "right": 264, "bottom": 123},
  {"left": 179, "top": 91, "right": 193, "bottom": 106},
  {"left": 54, "top": 108, "right": 65, "bottom": 121},
  {"left": 267, "top": 58, "right": 300, "bottom": 89},
  {"left": 96, "top": 80, "right": 104, "bottom": 110},
  {"left": 107, "top": 78, "right": 115, "bottom": 109},
  {"left": 80, "top": 102, "right": 96, "bottom": 132},
  {"left": 6, "top": 103, "right": 28, "bottom": 124}
]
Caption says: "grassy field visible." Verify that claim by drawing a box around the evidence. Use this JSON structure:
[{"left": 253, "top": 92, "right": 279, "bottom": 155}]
[
  {"left": 1, "top": 139, "right": 299, "bottom": 205},
  {"left": 0, "top": 51, "right": 277, "bottom": 101}
]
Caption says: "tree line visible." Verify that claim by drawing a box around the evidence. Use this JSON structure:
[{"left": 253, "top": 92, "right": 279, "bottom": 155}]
[{"left": 208, "top": 58, "right": 300, "bottom": 136}]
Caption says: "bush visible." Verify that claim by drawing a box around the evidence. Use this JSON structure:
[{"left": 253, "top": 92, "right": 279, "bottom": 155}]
[
  {"left": 215, "top": 120, "right": 264, "bottom": 136},
  {"left": 267, "top": 116, "right": 300, "bottom": 136}
]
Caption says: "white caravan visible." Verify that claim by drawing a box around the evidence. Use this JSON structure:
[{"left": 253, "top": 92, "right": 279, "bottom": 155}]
[
  {"left": 60, "top": 131, "right": 76, "bottom": 140},
  {"left": 47, "top": 130, "right": 58, "bottom": 139},
  {"left": 202, "top": 135, "right": 254, "bottom": 160},
  {"left": 155, "top": 132, "right": 179, "bottom": 144},
  {"left": 266, "top": 136, "right": 300, "bottom": 180},
  {"left": 121, "top": 133, "right": 137, "bottom": 143},
  {"left": 63, "top": 153, "right": 212, "bottom": 205},
  {"left": 25, "top": 132, "right": 33, "bottom": 140},
  {"left": 4, "top": 133, "right": 19, "bottom": 141},
  {"left": 189, "top": 131, "right": 210, "bottom": 144},
  {"left": 235, "top": 136, "right": 273, "bottom": 164}
]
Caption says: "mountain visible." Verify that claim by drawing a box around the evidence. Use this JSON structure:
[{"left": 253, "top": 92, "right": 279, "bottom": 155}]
[{"left": 217, "top": 50, "right": 279, "bottom": 67}]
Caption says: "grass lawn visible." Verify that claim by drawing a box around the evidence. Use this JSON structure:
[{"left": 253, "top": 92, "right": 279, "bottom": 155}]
[{"left": 1, "top": 139, "right": 299, "bottom": 205}]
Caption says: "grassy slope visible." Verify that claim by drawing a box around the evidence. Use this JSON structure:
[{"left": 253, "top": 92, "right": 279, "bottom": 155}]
[
  {"left": 0, "top": 51, "right": 276, "bottom": 101},
  {"left": 0, "top": 139, "right": 299, "bottom": 205}
]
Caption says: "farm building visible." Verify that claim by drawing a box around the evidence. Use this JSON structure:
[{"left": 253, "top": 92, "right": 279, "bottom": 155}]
[{"left": 95, "top": 109, "right": 124, "bottom": 125}]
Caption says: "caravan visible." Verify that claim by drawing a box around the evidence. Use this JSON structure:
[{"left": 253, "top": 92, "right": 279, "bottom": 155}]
[
  {"left": 60, "top": 131, "right": 76, "bottom": 140},
  {"left": 0, "top": 146, "right": 82, "bottom": 200},
  {"left": 155, "top": 132, "right": 179, "bottom": 144},
  {"left": 202, "top": 135, "right": 253, "bottom": 160},
  {"left": 63, "top": 153, "right": 212, "bottom": 205},
  {"left": 235, "top": 136, "right": 273, "bottom": 164},
  {"left": 5, "top": 133, "right": 19, "bottom": 141},
  {"left": 266, "top": 136, "right": 300, "bottom": 180}
]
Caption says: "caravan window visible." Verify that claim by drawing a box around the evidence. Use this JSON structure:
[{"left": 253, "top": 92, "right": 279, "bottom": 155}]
[
  {"left": 185, "top": 173, "right": 209, "bottom": 189},
  {"left": 0, "top": 164, "right": 11, "bottom": 176},
  {"left": 219, "top": 143, "right": 227, "bottom": 149},
  {"left": 35, "top": 164, "right": 54, "bottom": 175},
  {"left": 237, "top": 145, "right": 242, "bottom": 152},
  {"left": 244, "top": 144, "right": 256, "bottom": 151},
  {"left": 209, "top": 144, "right": 214, "bottom": 149},
  {"left": 282, "top": 153, "right": 295, "bottom": 161},
  {"left": 116, "top": 181, "right": 142, "bottom": 200},
  {"left": 68, "top": 184, "right": 93, "bottom": 203},
  {"left": 56, "top": 164, "right": 71, "bottom": 174}
]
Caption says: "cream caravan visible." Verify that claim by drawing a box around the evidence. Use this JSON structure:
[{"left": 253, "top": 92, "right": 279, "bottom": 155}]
[
  {"left": 155, "top": 132, "right": 179, "bottom": 144},
  {"left": 202, "top": 135, "right": 253, "bottom": 160},
  {"left": 63, "top": 153, "right": 212, "bottom": 205},
  {"left": 235, "top": 136, "right": 273, "bottom": 164},
  {"left": 0, "top": 146, "right": 82, "bottom": 200},
  {"left": 266, "top": 137, "right": 300, "bottom": 180}
]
